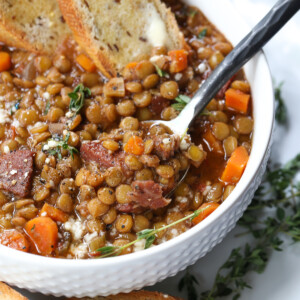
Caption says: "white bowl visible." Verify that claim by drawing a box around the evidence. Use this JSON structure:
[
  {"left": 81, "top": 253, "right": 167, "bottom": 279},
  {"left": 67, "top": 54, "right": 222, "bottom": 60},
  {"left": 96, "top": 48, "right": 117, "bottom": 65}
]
[{"left": 0, "top": 0, "right": 274, "bottom": 297}]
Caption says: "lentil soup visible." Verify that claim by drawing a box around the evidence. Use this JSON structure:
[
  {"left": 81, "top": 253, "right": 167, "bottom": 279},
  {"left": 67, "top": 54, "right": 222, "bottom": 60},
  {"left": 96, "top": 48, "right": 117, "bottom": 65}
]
[{"left": 0, "top": 1, "right": 253, "bottom": 258}]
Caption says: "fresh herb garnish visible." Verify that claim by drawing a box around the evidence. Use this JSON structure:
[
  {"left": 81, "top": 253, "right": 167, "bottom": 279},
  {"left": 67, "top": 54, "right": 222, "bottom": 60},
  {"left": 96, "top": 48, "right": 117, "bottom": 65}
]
[
  {"left": 172, "top": 94, "right": 191, "bottom": 111},
  {"left": 178, "top": 85, "right": 296, "bottom": 300},
  {"left": 179, "top": 269, "right": 199, "bottom": 300},
  {"left": 274, "top": 82, "right": 287, "bottom": 125},
  {"left": 188, "top": 10, "right": 198, "bottom": 18},
  {"left": 46, "top": 132, "right": 78, "bottom": 160},
  {"left": 96, "top": 205, "right": 211, "bottom": 258},
  {"left": 198, "top": 28, "right": 207, "bottom": 39},
  {"left": 200, "top": 154, "right": 300, "bottom": 300},
  {"left": 10, "top": 100, "right": 20, "bottom": 115},
  {"left": 68, "top": 84, "right": 91, "bottom": 114},
  {"left": 154, "top": 64, "right": 168, "bottom": 78},
  {"left": 44, "top": 100, "right": 50, "bottom": 116},
  {"left": 200, "top": 108, "right": 212, "bottom": 116}
]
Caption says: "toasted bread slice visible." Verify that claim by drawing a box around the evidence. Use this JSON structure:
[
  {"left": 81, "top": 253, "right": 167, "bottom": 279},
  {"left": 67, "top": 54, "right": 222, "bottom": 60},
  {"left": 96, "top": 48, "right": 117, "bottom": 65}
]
[
  {"left": 68, "top": 290, "right": 181, "bottom": 300},
  {"left": 0, "top": 282, "right": 28, "bottom": 300},
  {"left": 58, "top": 0, "right": 185, "bottom": 78},
  {"left": 0, "top": 0, "right": 70, "bottom": 54}
]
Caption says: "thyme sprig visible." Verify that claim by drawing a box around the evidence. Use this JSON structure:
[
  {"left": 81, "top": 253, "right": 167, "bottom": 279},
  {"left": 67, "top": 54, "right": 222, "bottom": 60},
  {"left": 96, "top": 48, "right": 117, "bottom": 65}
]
[
  {"left": 179, "top": 269, "right": 199, "bottom": 300},
  {"left": 198, "top": 28, "right": 207, "bottom": 39},
  {"left": 68, "top": 84, "right": 91, "bottom": 114},
  {"left": 199, "top": 154, "right": 300, "bottom": 300},
  {"left": 172, "top": 94, "right": 191, "bottom": 111},
  {"left": 46, "top": 132, "right": 78, "bottom": 160},
  {"left": 177, "top": 86, "right": 297, "bottom": 299},
  {"left": 44, "top": 100, "right": 50, "bottom": 115},
  {"left": 96, "top": 205, "right": 211, "bottom": 258},
  {"left": 154, "top": 64, "right": 168, "bottom": 78},
  {"left": 274, "top": 82, "right": 287, "bottom": 124}
]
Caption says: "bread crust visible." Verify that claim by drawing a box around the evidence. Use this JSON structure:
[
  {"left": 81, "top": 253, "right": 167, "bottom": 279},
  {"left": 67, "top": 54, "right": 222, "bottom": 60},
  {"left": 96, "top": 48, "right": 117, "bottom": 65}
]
[
  {"left": 58, "top": 0, "right": 185, "bottom": 78},
  {"left": 68, "top": 290, "right": 181, "bottom": 300},
  {"left": 0, "top": 282, "right": 28, "bottom": 300},
  {"left": 0, "top": 1, "right": 70, "bottom": 54},
  {"left": 0, "top": 16, "right": 41, "bottom": 53},
  {"left": 58, "top": 0, "right": 118, "bottom": 78}
]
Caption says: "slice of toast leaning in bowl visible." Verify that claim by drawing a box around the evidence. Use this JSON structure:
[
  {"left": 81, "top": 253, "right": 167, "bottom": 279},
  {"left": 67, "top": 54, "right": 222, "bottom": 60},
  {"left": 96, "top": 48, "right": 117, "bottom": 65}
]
[
  {"left": 68, "top": 290, "right": 182, "bottom": 299},
  {"left": 58, "top": 0, "right": 185, "bottom": 78},
  {"left": 0, "top": 0, "right": 70, "bottom": 54}
]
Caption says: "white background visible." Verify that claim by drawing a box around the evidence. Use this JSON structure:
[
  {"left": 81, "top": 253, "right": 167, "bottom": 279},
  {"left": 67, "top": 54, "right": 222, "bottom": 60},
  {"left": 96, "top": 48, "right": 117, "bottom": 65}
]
[{"left": 18, "top": 0, "right": 300, "bottom": 299}]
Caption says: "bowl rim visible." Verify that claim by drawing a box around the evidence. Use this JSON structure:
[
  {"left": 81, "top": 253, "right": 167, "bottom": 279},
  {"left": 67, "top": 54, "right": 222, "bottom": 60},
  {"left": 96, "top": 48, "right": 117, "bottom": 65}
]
[{"left": 0, "top": 0, "right": 275, "bottom": 268}]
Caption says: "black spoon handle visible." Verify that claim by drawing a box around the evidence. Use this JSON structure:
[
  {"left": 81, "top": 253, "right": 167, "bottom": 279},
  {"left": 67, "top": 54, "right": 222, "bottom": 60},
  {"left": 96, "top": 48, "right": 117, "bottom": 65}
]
[{"left": 184, "top": 0, "right": 300, "bottom": 127}]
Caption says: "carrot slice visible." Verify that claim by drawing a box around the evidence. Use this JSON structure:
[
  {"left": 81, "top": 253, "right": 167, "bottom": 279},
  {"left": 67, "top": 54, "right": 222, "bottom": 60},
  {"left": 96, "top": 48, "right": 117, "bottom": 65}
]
[
  {"left": 203, "top": 129, "right": 224, "bottom": 155},
  {"left": 225, "top": 88, "right": 250, "bottom": 114},
  {"left": 221, "top": 146, "right": 249, "bottom": 184},
  {"left": 168, "top": 49, "right": 188, "bottom": 73},
  {"left": 40, "top": 203, "right": 68, "bottom": 223},
  {"left": 192, "top": 202, "right": 220, "bottom": 225},
  {"left": 25, "top": 217, "right": 58, "bottom": 255},
  {"left": 0, "top": 52, "right": 11, "bottom": 72},
  {"left": 76, "top": 54, "right": 96, "bottom": 72},
  {"left": 0, "top": 229, "right": 29, "bottom": 252},
  {"left": 124, "top": 136, "right": 144, "bottom": 155},
  {"left": 124, "top": 62, "right": 138, "bottom": 71}
]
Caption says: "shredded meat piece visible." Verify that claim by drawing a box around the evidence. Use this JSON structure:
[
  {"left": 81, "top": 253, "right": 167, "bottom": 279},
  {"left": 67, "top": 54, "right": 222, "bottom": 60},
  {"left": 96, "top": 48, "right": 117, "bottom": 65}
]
[
  {"left": 80, "top": 141, "right": 131, "bottom": 176},
  {"left": 152, "top": 134, "right": 180, "bottom": 160},
  {"left": 0, "top": 150, "right": 34, "bottom": 197},
  {"left": 128, "top": 180, "right": 171, "bottom": 210},
  {"left": 139, "top": 154, "right": 160, "bottom": 168},
  {"left": 149, "top": 95, "right": 170, "bottom": 115},
  {"left": 48, "top": 123, "right": 67, "bottom": 135}
]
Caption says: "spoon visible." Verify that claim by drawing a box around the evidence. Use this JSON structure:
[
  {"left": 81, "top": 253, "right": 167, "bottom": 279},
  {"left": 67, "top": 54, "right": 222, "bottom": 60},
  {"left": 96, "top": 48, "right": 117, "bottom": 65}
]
[{"left": 150, "top": 0, "right": 300, "bottom": 136}]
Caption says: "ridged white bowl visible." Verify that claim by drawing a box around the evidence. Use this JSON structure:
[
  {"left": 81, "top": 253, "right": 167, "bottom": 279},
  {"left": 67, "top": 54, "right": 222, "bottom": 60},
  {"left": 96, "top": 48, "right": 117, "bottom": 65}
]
[{"left": 0, "top": 0, "right": 274, "bottom": 297}]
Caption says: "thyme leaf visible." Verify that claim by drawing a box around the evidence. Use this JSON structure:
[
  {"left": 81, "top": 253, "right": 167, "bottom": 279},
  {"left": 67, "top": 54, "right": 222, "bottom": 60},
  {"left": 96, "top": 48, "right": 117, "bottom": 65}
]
[
  {"left": 172, "top": 94, "right": 191, "bottom": 111},
  {"left": 198, "top": 28, "right": 207, "bottom": 39},
  {"left": 274, "top": 82, "right": 287, "bottom": 124},
  {"left": 45, "top": 133, "right": 78, "bottom": 160},
  {"left": 68, "top": 84, "right": 91, "bottom": 114},
  {"left": 154, "top": 64, "right": 168, "bottom": 78},
  {"left": 44, "top": 100, "right": 50, "bottom": 115},
  {"left": 178, "top": 269, "right": 199, "bottom": 300}
]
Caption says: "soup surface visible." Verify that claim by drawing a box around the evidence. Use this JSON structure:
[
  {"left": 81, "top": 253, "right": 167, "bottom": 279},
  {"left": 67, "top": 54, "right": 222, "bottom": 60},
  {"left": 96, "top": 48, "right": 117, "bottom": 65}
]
[{"left": 0, "top": 1, "right": 253, "bottom": 258}]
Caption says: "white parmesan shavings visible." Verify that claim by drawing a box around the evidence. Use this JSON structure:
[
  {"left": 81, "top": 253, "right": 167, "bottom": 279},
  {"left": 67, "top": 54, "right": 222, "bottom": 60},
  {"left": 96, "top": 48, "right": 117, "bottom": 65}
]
[
  {"left": 162, "top": 138, "right": 171, "bottom": 145},
  {"left": 170, "top": 228, "right": 179, "bottom": 237},
  {"left": 198, "top": 62, "right": 207, "bottom": 73},
  {"left": 174, "top": 73, "right": 183, "bottom": 81},
  {"left": 43, "top": 140, "right": 59, "bottom": 151},
  {"left": 0, "top": 109, "right": 11, "bottom": 124},
  {"left": 10, "top": 170, "right": 17, "bottom": 175},
  {"left": 133, "top": 239, "right": 146, "bottom": 252},
  {"left": 70, "top": 243, "right": 88, "bottom": 259},
  {"left": 84, "top": 232, "right": 98, "bottom": 244},
  {"left": 66, "top": 111, "right": 74, "bottom": 118},
  {"left": 203, "top": 185, "right": 212, "bottom": 196},
  {"left": 150, "top": 55, "right": 163, "bottom": 64},
  {"left": 3, "top": 146, "right": 10, "bottom": 154},
  {"left": 180, "top": 136, "right": 191, "bottom": 151},
  {"left": 42, "top": 92, "right": 50, "bottom": 100},
  {"left": 64, "top": 218, "right": 86, "bottom": 241},
  {"left": 176, "top": 196, "right": 188, "bottom": 203}
]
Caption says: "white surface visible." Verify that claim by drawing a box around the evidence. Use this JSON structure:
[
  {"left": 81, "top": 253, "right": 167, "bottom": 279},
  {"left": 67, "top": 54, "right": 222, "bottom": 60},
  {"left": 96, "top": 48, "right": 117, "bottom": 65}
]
[{"left": 16, "top": 0, "right": 300, "bottom": 299}]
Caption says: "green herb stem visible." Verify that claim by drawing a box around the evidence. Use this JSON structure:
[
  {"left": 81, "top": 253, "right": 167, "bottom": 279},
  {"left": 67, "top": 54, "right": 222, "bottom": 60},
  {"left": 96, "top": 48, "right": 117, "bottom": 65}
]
[{"left": 97, "top": 205, "right": 212, "bottom": 258}]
